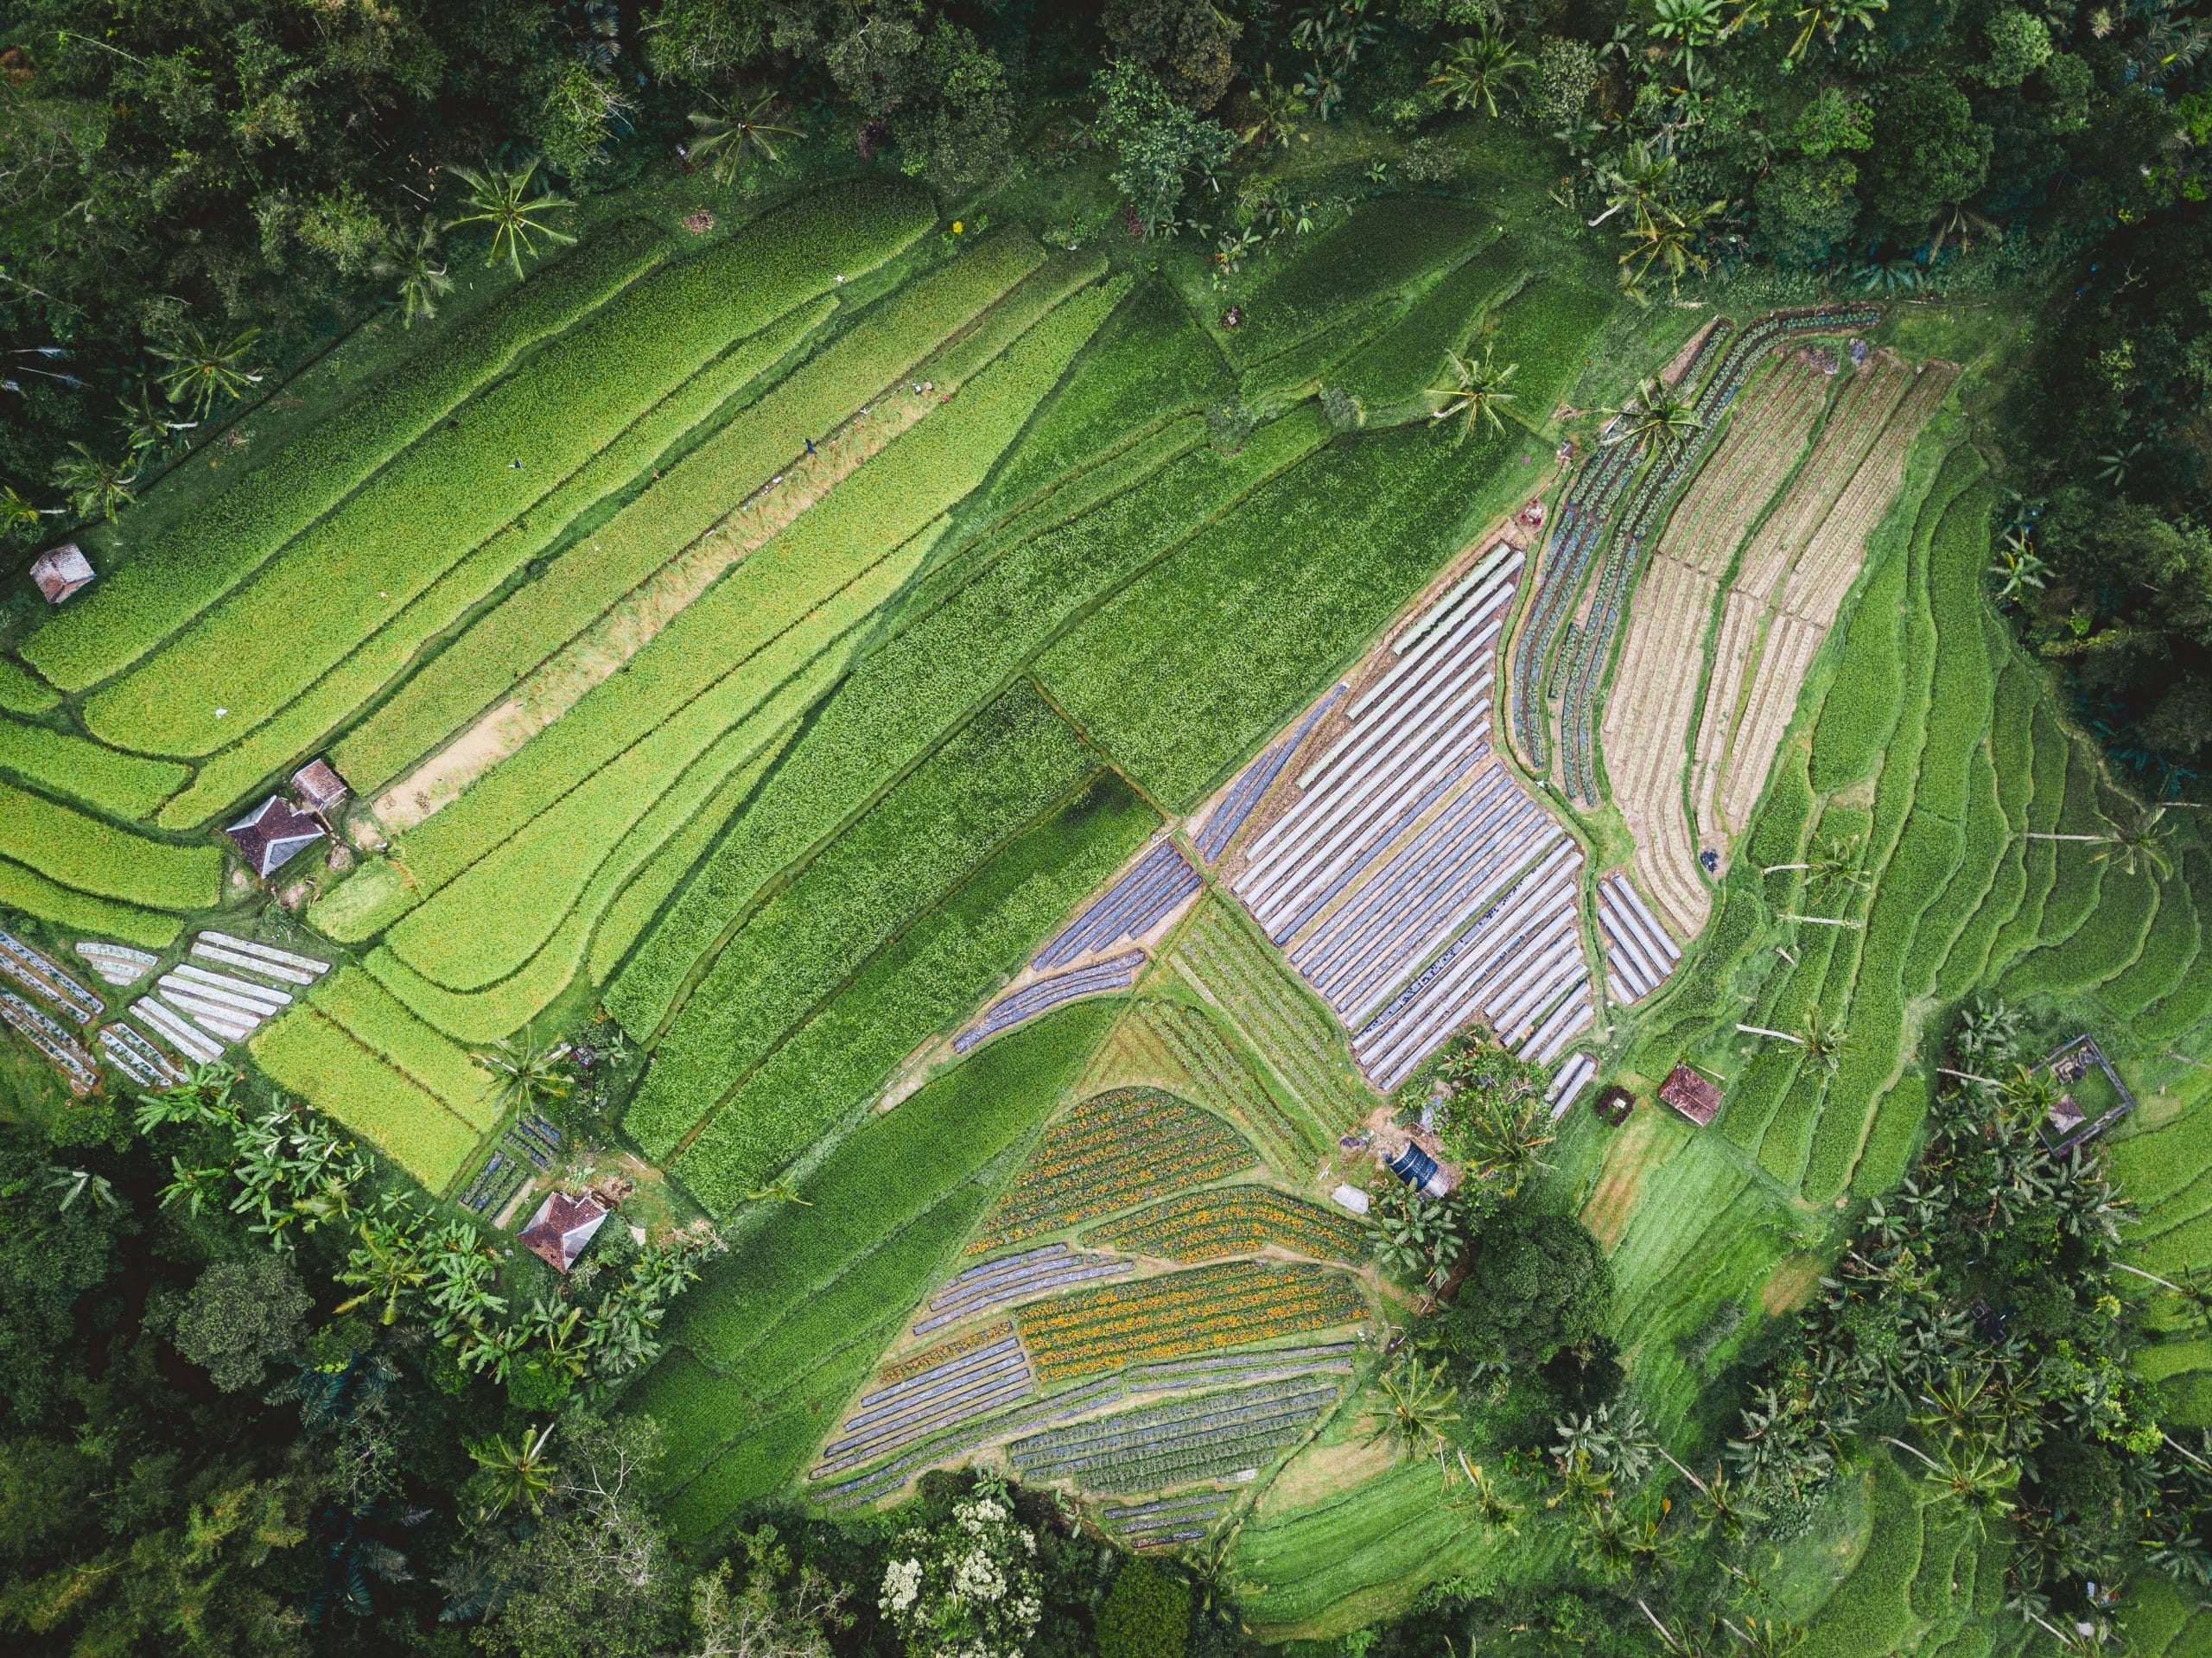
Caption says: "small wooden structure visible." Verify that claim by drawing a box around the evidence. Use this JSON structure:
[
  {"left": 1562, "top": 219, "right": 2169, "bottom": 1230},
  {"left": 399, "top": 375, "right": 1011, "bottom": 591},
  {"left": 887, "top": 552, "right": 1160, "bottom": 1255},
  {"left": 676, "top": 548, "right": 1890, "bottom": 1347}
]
[
  {"left": 226, "top": 796, "right": 325, "bottom": 878},
  {"left": 520, "top": 1191, "right": 609, "bottom": 1274},
  {"left": 2037, "top": 1033, "right": 2136, "bottom": 1153},
  {"left": 1593, "top": 1084, "right": 1635, "bottom": 1127},
  {"left": 30, "top": 543, "right": 93, "bottom": 603},
  {"left": 1659, "top": 1064, "right": 1721, "bottom": 1127},
  {"left": 290, "top": 756, "right": 350, "bottom": 817}
]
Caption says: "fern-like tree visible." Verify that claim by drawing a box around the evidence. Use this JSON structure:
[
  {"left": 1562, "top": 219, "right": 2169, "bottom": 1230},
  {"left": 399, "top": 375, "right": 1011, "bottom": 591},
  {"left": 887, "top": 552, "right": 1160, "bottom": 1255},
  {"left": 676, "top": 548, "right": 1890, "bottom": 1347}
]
[
  {"left": 376, "top": 216, "right": 454, "bottom": 327},
  {"left": 688, "top": 91, "right": 800, "bottom": 187},
  {"left": 53, "top": 442, "right": 138, "bottom": 521},
  {"left": 476, "top": 1027, "right": 572, "bottom": 1117},
  {"left": 1763, "top": 833, "right": 1869, "bottom": 893},
  {"left": 447, "top": 158, "right": 576, "bottom": 276},
  {"left": 1370, "top": 1354, "right": 1462, "bottom": 1464},
  {"left": 1427, "top": 29, "right": 1534, "bottom": 118},
  {"left": 1603, "top": 375, "right": 1704, "bottom": 458},
  {"left": 1426, "top": 344, "right": 1520, "bottom": 441},
  {"left": 2028, "top": 802, "right": 2177, "bottom": 880},
  {"left": 467, "top": 1422, "right": 557, "bottom": 1521},
  {"left": 152, "top": 323, "right": 264, "bottom": 420}
]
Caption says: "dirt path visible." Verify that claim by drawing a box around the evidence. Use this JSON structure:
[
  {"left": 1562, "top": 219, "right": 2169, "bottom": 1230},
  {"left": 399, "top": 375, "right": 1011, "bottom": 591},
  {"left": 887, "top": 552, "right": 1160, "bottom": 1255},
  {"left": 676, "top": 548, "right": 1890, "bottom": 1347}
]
[{"left": 374, "top": 384, "right": 944, "bottom": 829}]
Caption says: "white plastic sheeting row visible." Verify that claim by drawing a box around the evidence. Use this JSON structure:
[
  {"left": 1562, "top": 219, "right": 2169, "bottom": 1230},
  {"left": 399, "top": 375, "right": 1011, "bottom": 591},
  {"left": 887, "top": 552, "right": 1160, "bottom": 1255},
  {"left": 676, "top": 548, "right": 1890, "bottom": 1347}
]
[{"left": 1597, "top": 872, "right": 1681, "bottom": 1002}]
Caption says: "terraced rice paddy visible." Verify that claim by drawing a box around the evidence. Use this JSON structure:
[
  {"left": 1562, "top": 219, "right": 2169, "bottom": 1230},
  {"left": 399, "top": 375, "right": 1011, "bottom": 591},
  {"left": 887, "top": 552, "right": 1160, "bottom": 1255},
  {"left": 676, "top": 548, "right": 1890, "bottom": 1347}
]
[{"left": 4, "top": 173, "right": 2206, "bottom": 1644}]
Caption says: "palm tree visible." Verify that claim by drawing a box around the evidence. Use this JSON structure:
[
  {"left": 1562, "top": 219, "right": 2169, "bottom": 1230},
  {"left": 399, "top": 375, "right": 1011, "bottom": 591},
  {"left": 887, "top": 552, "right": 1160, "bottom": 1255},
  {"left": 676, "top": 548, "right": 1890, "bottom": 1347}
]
[
  {"left": 2027, "top": 803, "right": 2177, "bottom": 880},
  {"left": 468, "top": 1422, "right": 557, "bottom": 1520},
  {"left": 1592, "top": 143, "right": 1679, "bottom": 228},
  {"left": 1427, "top": 29, "right": 1534, "bottom": 118},
  {"left": 476, "top": 1028, "right": 571, "bottom": 1117},
  {"left": 1882, "top": 1435, "right": 2017, "bottom": 1529},
  {"left": 1763, "top": 835, "right": 1869, "bottom": 893},
  {"left": 1788, "top": 0, "right": 1889, "bottom": 61},
  {"left": 741, "top": 1178, "right": 813, "bottom": 1207},
  {"left": 1369, "top": 1354, "right": 1462, "bottom": 1464},
  {"left": 688, "top": 91, "right": 799, "bottom": 187},
  {"left": 1603, "top": 375, "right": 1705, "bottom": 459},
  {"left": 152, "top": 323, "right": 264, "bottom": 420},
  {"left": 1, "top": 482, "right": 58, "bottom": 543},
  {"left": 1988, "top": 527, "right": 2048, "bottom": 607},
  {"left": 1619, "top": 194, "right": 1727, "bottom": 300},
  {"left": 1446, "top": 1448, "right": 1523, "bottom": 1533},
  {"left": 53, "top": 442, "right": 138, "bottom": 521},
  {"left": 376, "top": 216, "right": 454, "bottom": 328},
  {"left": 1926, "top": 200, "right": 2000, "bottom": 258},
  {"left": 1426, "top": 345, "right": 1519, "bottom": 441},
  {"left": 114, "top": 379, "right": 197, "bottom": 457},
  {"left": 1738, "top": 1010, "right": 1847, "bottom": 1074},
  {"left": 447, "top": 159, "right": 577, "bottom": 276}
]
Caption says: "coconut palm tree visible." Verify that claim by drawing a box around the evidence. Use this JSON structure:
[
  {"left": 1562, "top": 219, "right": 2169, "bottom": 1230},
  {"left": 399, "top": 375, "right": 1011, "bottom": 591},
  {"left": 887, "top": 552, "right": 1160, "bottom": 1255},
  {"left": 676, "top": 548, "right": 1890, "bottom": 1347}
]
[
  {"left": 1592, "top": 143, "right": 1679, "bottom": 228},
  {"left": 447, "top": 158, "right": 577, "bottom": 276},
  {"left": 468, "top": 1422, "right": 557, "bottom": 1520},
  {"left": 1426, "top": 345, "right": 1520, "bottom": 441},
  {"left": 688, "top": 90, "right": 800, "bottom": 187},
  {"left": 1370, "top": 1354, "right": 1462, "bottom": 1464},
  {"left": 334, "top": 1210, "right": 429, "bottom": 1325},
  {"left": 1649, "top": 0, "right": 1728, "bottom": 73},
  {"left": 46, "top": 1165, "right": 119, "bottom": 1213},
  {"left": 0, "top": 482, "right": 58, "bottom": 543},
  {"left": 1446, "top": 1448, "right": 1523, "bottom": 1532},
  {"left": 152, "top": 322, "right": 264, "bottom": 420},
  {"left": 1738, "top": 1010, "right": 1848, "bottom": 1074},
  {"left": 114, "top": 379, "right": 197, "bottom": 458},
  {"left": 53, "top": 441, "right": 138, "bottom": 521},
  {"left": 1763, "top": 835, "right": 1869, "bottom": 893},
  {"left": 2027, "top": 803, "right": 2177, "bottom": 880},
  {"left": 476, "top": 1027, "right": 571, "bottom": 1117},
  {"left": 1603, "top": 375, "right": 1704, "bottom": 459},
  {"left": 1619, "top": 194, "right": 1727, "bottom": 300},
  {"left": 1427, "top": 29, "right": 1534, "bottom": 118},
  {"left": 376, "top": 216, "right": 454, "bottom": 328}
]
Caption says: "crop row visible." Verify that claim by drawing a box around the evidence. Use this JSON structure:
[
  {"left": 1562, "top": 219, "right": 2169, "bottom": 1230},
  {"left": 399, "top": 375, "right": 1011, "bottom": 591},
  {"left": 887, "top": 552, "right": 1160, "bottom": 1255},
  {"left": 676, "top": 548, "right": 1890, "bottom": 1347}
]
[
  {"left": 1223, "top": 195, "right": 1491, "bottom": 370},
  {"left": 312, "top": 968, "right": 497, "bottom": 1130},
  {"left": 626, "top": 681, "right": 1094, "bottom": 1159},
  {"left": 957, "top": 952, "right": 1147, "bottom": 1053},
  {"left": 22, "top": 220, "right": 676, "bottom": 691},
  {"left": 1508, "top": 441, "right": 1639, "bottom": 765},
  {"left": 378, "top": 563, "right": 882, "bottom": 991},
  {"left": 1033, "top": 839, "right": 1198, "bottom": 970},
  {"left": 1016, "top": 1261, "right": 1365, "bottom": 1381},
  {"left": 83, "top": 183, "right": 937, "bottom": 760},
  {"left": 1170, "top": 896, "right": 1367, "bottom": 1136},
  {"left": 0, "top": 715, "right": 188, "bottom": 820},
  {"left": 878, "top": 1319, "right": 1018, "bottom": 1389},
  {"left": 1008, "top": 1375, "right": 1341, "bottom": 1490},
  {"left": 604, "top": 401, "right": 1328, "bottom": 1038},
  {"left": 973, "top": 1086, "right": 1255, "bottom": 1250},
  {"left": 249, "top": 1009, "right": 479, "bottom": 1191},
  {"left": 333, "top": 227, "right": 1049, "bottom": 793},
  {"left": 1037, "top": 410, "right": 1502, "bottom": 811},
  {"left": 0, "top": 782, "right": 221, "bottom": 913},
  {"left": 156, "top": 296, "right": 835, "bottom": 830},
  {"left": 1099, "top": 995, "right": 1323, "bottom": 1176},
  {"left": 1333, "top": 251, "right": 1525, "bottom": 416},
  {"left": 1084, "top": 1187, "right": 1364, "bottom": 1263},
  {"left": 667, "top": 774, "right": 1160, "bottom": 1214},
  {"left": 335, "top": 278, "right": 1108, "bottom": 967}
]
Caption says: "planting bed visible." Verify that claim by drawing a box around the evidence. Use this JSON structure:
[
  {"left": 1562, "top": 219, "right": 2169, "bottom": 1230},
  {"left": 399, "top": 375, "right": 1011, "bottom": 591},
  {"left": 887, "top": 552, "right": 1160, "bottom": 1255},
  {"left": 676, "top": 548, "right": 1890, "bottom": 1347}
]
[
  {"left": 1015, "top": 1259, "right": 1366, "bottom": 1380},
  {"left": 1084, "top": 1186, "right": 1365, "bottom": 1262}
]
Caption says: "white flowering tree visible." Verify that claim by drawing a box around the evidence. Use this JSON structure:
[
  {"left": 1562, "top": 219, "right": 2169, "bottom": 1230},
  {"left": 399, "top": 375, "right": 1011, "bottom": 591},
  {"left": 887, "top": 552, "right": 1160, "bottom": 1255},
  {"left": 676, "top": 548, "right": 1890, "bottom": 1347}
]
[{"left": 878, "top": 1479, "right": 1043, "bottom": 1658}]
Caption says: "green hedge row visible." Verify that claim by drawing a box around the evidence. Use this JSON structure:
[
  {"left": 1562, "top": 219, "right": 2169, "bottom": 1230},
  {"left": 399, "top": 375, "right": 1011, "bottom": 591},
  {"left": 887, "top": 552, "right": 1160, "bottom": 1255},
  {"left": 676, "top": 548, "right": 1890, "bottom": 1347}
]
[
  {"left": 1999, "top": 740, "right": 2107, "bottom": 974},
  {"left": 1902, "top": 739, "right": 2005, "bottom": 1001},
  {"left": 249, "top": 1008, "right": 480, "bottom": 1191},
  {"left": 0, "top": 715, "right": 188, "bottom": 820},
  {"left": 0, "top": 659, "right": 56, "bottom": 715},
  {"left": 1931, "top": 658, "right": 2042, "bottom": 995},
  {"left": 925, "top": 247, "right": 1106, "bottom": 388},
  {"left": 2101, "top": 845, "right": 2202, "bottom": 1021},
  {"left": 25, "top": 221, "right": 673, "bottom": 691},
  {"left": 1980, "top": 696, "right": 2072, "bottom": 979},
  {"left": 1805, "top": 548, "right": 1907, "bottom": 794},
  {"left": 0, "top": 853, "right": 181, "bottom": 949},
  {"left": 1219, "top": 194, "right": 1493, "bottom": 370},
  {"left": 0, "top": 781, "right": 221, "bottom": 912},
  {"left": 86, "top": 182, "right": 935, "bottom": 759},
  {"left": 672, "top": 772, "right": 1160, "bottom": 1214},
  {"left": 623, "top": 680, "right": 1096, "bottom": 1162},
  {"left": 1333, "top": 248, "right": 1526, "bottom": 416},
  {"left": 605, "top": 406, "right": 1329, "bottom": 1035},
  {"left": 153, "top": 295, "right": 836, "bottom": 829},
  {"left": 313, "top": 967, "right": 496, "bottom": 1129},
  {"left": 333, "top": 228, "right": 1049, "bottom": 793}
]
